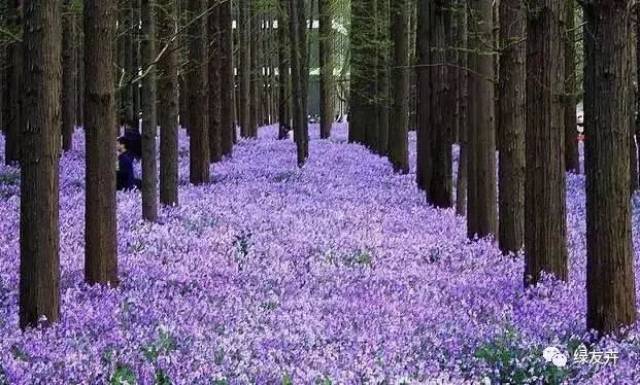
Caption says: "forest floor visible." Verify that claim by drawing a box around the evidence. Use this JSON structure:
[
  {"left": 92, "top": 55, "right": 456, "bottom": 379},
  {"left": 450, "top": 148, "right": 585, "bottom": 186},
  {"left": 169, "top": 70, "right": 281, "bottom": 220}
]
[{"left": 0, "top": 125, "right": 639, "bottom": 385}]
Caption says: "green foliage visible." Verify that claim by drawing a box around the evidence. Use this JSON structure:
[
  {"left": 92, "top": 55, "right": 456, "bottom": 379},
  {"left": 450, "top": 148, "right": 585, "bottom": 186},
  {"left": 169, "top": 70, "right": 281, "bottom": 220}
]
[
  {"left": 0, "top": 170, "right": 19, "bottom": 186},
  {"left": 233, "top": 231, "right": 253, "bottom": 269},
  {"left": 10, "top": 345, "right": 29, "bottom": 362},
  {"left": 0, "top": 365, "right": 7, "bottom": 385},
  {"left": 183, "top": 215, "right": 219, "bottom": 236},
  {"left": 260, "top": 301, "right": 280, "bottom": 311},
  {"left": 425, "top": 247, "right": 442, "bottom": 264},
  {"left": 155, "top": 369, "right": 172, "bottom": 385},
  {"left": 110, "top": 364, "right": 137, "bottom": 385},
  {"left": 316, "top": 376, "right": 333, "bottom": 385},
  {"left": 474, "top": 328, "right": 571, "bottom": 385},
  {"left": 143, "top": 329, "right": 177, "bottom": 363},
  {"left": 323, "top": 248, "right": 374, "bottom": 268},
  {"left": 282, "top": 373, "right": 293, "bottom": 385},
  {"left": 214, "top": 348, "right": 225, "bottom": 365},
  {"left": 344, "top": 249, "right": 373, "bottom": 268},
  {"left": 102, "top": 347, "right": 115, "bottom": 365}
]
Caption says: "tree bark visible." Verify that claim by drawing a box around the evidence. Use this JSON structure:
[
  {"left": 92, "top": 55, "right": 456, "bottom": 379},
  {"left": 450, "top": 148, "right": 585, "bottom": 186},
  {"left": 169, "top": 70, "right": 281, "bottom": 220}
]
[
  {"left": 289, "top": 0, "right": 309, "bottom": 166},
  {"left": 249, "top": 1, "right": 259, "bottom": 137},
  {"left": 498, "top": 0, "right": 525, "bottom": 254},
  {"left": 132, "top": 0, "right": 141, "bottom": 120},
  {"left": 585, "top": 0, "right": 637, "bottom": 336},
  {"left": 455, "top": 0, "right": 468, "bottom": 216},
  {"left": 5, "top": 0, "right": 22, "bottom": 165},
  {"left": 208, "top": 4, "right": 222, "bottom": 161},
  {"left": 84, "top": 0, "right": 119, "bottom": 286},
  {"left": 564, "top": 0, "right": 579, "bottom": 173},
  {"left": 376, "top": 0, "right": 390, "bottom": 154},
  {"left": 349, "top": 0, "right": 377, "bottom": 145},
  {"left": 122, "top": 0, "right": 135, "bottom": 123},
  {"left": 388, "top": 0, "right": 409, "bottom": 173},
  {"left": 61, "top": 0, "right": 76, "bottom": 152},
  {"left": 364, "top": 0, "right": 379, "bottom": 150},
  {"left": 140, "top": 0, "right": 158, "bottom": 221},
  {"left": 524, "top": 0, "right": 567, "bottom": 285},
  {"left": 239, "top": 0, "right": 251, "bottom": 137},
  {"left": 220, "top": 0, "right": 234, "bottom": 156},
  {"left": 637, "top": 7, "right": 640, "bottom": 191},
  {"left": 187, "top": 0, "right": 210, "bottom": 184},
  {"left": 157, "top": 0, "right": 179, "bottom": 206},
  {"left": 418, "top": 0, "right": 452, "bottom": 209},
  {"left": 466, "top": 0, "right": 497, "bottom": 238},
  {"left": 76, "top": 17, "right": 84, "bottom": 127},
  {"left": 319, "top": 0, "right": 333, "bottom": 139},
  {"left": 20, "top": 0, "right": 61, "bottom": 329},
  {"left": 277, "top": 0, "right": 291, "bottom": 140}
]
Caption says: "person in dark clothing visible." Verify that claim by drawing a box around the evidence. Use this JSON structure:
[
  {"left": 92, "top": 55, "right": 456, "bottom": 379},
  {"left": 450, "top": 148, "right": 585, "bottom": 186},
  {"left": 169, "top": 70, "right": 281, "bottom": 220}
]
[
  {"left": 122, "top": 119, "right": 142, "bottom": 160},
  {"left": 117, "top": 137, "right": 141, "bottom": 191}
]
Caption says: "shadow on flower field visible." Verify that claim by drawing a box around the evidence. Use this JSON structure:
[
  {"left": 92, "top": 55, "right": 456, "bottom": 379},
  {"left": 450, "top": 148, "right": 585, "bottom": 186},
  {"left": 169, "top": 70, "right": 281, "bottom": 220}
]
[{"left": 0, "top": 124, "right": 639, "bottom": 384}]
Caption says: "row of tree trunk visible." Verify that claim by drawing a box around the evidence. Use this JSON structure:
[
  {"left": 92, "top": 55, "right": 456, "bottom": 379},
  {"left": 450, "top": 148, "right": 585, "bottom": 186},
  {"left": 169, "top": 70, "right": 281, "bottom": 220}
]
[
  {"left": 348, "top": 0, "right": 637, "bottom": 336},
  {"left": 4, "top": 0, "right": 638, "bottom": 338},
  {"left": 8, "top": 0, "right": 237, "bottom": 329}
]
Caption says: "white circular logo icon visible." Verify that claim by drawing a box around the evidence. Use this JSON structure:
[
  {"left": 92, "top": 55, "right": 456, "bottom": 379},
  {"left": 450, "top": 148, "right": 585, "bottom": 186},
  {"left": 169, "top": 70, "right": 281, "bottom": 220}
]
[{"left": 543, "top": 346, "right": 568, "bottom": 367}]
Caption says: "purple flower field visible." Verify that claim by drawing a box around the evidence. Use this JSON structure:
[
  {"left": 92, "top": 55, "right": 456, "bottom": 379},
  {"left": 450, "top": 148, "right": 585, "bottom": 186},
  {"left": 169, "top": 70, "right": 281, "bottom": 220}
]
[{"left": 0, "top": 124, "right": 639, "bottom": 384}]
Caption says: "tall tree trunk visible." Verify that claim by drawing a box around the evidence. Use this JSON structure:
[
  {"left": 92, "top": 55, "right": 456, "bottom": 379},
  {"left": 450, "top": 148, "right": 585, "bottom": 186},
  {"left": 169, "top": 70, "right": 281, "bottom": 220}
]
[
  {"left": 319, "top": 0, "right": 333, "bottom": 139},
  {"left": 5, "top": 0, "right": 22, "bottom": 165},
  {"left": 564, "top": 0, "right": 579, "bottom": 173},
  {"left": 631, "top": 25, "right": 638, "bottom": 194},
  {"left": 76, "top": 18, "right": 84, "bottom": 128},
  {"left": 349, "top": 0, "right": 377, "bottom": 145},
  {"left": 122, "top": 0, "right": 135, "bottom": 123},
  {"left": 20, "top": 0, "right": 61, "bottom": 329},
  {"left": 585, "top": 0, "right": 637, "bottom": 336},
  {"left": 637, "top": 7, "right": 640, "bottom": 191},
  {"left": 497, "top": 0, "right": 525, "bottom": 255},
  {"left": 524, "top": 0, "right": 567, "bottom": 285},
  {"left": 220, "top": 0, "right": 234, "bottom": 156},
  {"left": 632, "top": 120, "right": 638, "bottom": 192},
  {"left": 116, "top": 0, "right": 126, "bottom": 129},
  {"left": 445, "top": 7, "right": 457, "bottom": 146},
  {"left": 208, "top": 4, "right": 222, "bottom": 161},
  {"left": 141, "top": 0, "right": 158, "bottom": 221},
  {"left": 388, "top": 0, "right": 409, "bottom": 173},
  {"left": 455, "top": 0, "right": 468, "bottom": 216},
  {"left": 132, "top": 0, "right": 141, "bottom": 121},
  {"left": 187, "top": 0, "right": 210, "bottom": 184},
  {"left": 467, "top": 0, "right": 497, "bottom": 238},
  {"left": 0, "top": 0, "right": 5, "bottom": 138},
  {"left": 268, "top": 16, "right": 277, "bottom": 125},
  {"left": 179, "top": 74, "right": 188, "bottom": 129},
  {"left": 249, "top": 1, "right": 259, "bottom": 137},
  {"left": 277, "top": 0, "right": 291, "bottom": 140},
  {"left": 84, "top": 0, "right": 119, "bottom": 286},
  {"left": 61, "top": 0, "right": 76, "bottom": 152},
  {"left": 418, "top": 0, "right": 452, "bottom": 209},
  {"left": 376, "top": 0, "right": 390, "bottom": 154},
  {"left": 289, "top": 0, "right": 309, "bottom": 166},
  {"left": 631, "top": 24, "right": 638, "bottom": 194},
  {"left": 239, "top": 0, "right": 251, "bottom": 137},
  {"left": 365, "top": 0, "right": 379, "bottom": 150},
  {"left": 158, "top": 0, "right": 178, "bottom": 206},
  {"left": 178, "top": 0, "right": 188, "bottom": 131}
]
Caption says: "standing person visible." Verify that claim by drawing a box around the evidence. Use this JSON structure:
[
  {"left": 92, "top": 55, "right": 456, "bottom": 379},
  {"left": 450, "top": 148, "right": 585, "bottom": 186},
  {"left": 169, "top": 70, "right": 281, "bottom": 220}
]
[
  {"left": 116, "top": 137, "right": 141, "bottom": 191},
  {"left": 122, "top": 119, "right": 142, "bottom": 160}
]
